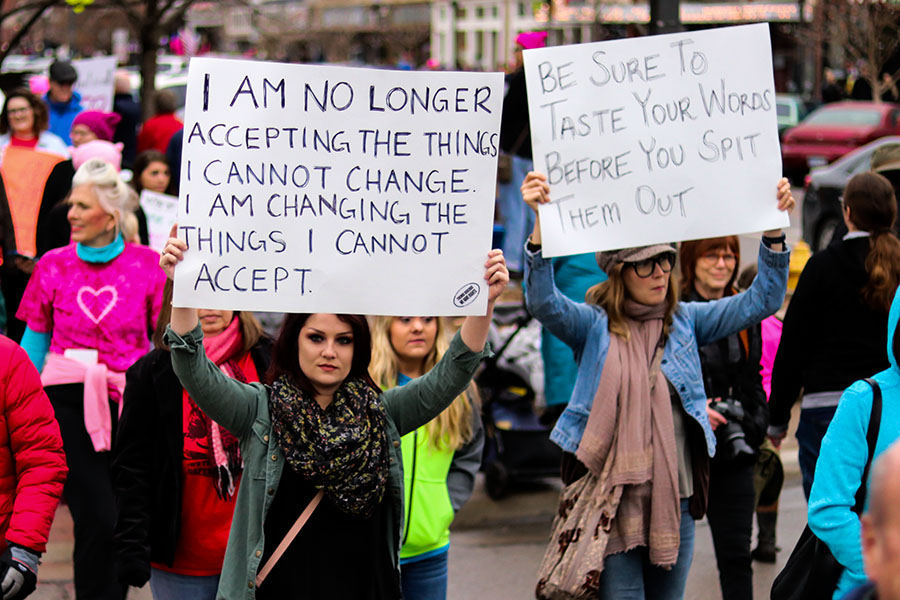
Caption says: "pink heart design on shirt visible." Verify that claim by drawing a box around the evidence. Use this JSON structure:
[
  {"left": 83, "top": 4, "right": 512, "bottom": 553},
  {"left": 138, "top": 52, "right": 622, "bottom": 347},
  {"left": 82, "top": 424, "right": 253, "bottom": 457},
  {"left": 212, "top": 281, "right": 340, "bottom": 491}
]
[{"left": 76, "top": 285, "right": 118, "bottom": 325}]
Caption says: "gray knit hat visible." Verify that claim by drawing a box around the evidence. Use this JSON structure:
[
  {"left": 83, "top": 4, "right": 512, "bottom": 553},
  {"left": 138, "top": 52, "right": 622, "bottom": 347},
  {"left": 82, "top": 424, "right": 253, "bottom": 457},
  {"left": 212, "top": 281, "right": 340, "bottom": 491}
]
[{"left": 595, "top": 243, "right": 677, "bottom": 274}]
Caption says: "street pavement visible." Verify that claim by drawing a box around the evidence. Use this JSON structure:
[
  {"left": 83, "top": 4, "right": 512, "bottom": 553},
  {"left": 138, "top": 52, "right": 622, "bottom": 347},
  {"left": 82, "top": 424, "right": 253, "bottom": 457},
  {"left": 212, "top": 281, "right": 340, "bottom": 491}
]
[{"left": 31, "top": 189, "right": 809, "bottom": 599}]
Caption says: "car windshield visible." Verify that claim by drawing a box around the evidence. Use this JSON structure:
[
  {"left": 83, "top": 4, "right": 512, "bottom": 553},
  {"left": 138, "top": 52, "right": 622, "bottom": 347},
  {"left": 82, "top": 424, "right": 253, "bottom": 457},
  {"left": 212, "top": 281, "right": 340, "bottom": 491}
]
[
  {"left": 776, "top": 103, "right": 792, "bottom": 117},
  {"left": 805, "top": 108, "right": 882, "bottom": 127}
]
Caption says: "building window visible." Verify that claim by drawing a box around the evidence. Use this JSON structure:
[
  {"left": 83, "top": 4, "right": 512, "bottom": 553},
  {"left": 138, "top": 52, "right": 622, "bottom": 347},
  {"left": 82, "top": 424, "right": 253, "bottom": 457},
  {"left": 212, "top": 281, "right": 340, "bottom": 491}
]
[
  {"left": 518, "top": 2, "right": 527, "bottom": 16},
  {"left": 476, "top": 6, "right": 484, "bottom": 18},
  {"left": 456, "top": 5, "right": 466, "bottom": 19},
  {"left": 492, "top": 6, "right": 498, "bottom": 18}
]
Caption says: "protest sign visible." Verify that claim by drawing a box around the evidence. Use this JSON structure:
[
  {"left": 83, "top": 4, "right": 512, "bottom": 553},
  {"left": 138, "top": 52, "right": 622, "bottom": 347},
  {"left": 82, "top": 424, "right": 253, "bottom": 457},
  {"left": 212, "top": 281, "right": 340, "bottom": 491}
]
[
  {"left": 523, "top": 23, "right": 788, "bottom": 257},
  {"left": 73, "top": 57, "right": 118, "bottom": 112},
  {"left": 140, "top": 189, "right": 179, "bottom": 252},
  {"left": 172, "top": 57, "right": 503, "bottom": 315}
]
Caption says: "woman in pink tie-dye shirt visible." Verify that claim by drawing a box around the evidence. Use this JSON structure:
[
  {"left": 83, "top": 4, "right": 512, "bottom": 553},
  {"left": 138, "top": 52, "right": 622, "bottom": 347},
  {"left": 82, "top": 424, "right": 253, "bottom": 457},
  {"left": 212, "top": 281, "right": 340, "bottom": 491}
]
[{"left": 17, "top": 157, "right": 165, "bottom": 600}]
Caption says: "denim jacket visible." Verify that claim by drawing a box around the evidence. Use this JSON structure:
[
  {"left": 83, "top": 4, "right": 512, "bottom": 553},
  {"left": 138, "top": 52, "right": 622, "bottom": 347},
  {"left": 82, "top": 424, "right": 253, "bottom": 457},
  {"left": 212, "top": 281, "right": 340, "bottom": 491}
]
[{"left": 525, "top": 241, "right": 789, "bottom": 458}]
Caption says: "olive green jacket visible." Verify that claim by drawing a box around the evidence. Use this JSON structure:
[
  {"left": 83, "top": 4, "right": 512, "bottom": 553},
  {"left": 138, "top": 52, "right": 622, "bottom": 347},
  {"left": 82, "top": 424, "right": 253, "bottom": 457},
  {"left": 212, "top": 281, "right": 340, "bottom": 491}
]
[{"left": 165, "top": 324, "right": 491, "bottom": 599}]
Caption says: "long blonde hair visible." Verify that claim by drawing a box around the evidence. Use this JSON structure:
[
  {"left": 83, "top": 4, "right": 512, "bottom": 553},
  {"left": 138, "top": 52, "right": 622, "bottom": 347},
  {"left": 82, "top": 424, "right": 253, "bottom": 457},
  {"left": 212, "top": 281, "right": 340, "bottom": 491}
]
[
  {"left": 585, "top": 262, "right": 679, "bottom": 340},
  {"left": 369, "top": 316, "right": 477, "bottom": 450}
]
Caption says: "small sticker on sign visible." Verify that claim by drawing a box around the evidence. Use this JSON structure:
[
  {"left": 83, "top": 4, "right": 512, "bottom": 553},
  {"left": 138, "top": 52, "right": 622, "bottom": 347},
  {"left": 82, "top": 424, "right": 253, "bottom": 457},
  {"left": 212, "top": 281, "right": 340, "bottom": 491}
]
[{"left": 453, "top": 282, "right": 481, "bottom": 308}]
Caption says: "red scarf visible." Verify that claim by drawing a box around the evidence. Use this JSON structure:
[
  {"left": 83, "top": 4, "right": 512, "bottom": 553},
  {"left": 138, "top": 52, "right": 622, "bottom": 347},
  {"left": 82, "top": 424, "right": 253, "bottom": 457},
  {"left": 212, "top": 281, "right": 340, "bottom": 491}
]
[{"left": 181, "top": 317, "right": 252, "bottom": 499}]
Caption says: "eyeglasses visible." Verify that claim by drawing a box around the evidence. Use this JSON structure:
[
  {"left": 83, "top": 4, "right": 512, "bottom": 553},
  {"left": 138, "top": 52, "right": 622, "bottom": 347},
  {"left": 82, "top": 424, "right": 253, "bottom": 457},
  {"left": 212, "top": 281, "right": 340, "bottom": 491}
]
[
  {"left": 629, "top": 254, "right": 675, "bottom": 278},
  {"left": 7, "top": 107, "right": 32, "bottom": 116},
  {"left": 699, "top": 251, "right": 737, "bottom": 265}
]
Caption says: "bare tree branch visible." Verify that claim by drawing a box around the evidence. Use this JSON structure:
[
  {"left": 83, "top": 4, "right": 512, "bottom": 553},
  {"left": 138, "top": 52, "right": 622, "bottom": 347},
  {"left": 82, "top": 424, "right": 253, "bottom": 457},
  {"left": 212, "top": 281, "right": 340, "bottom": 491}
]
[{"left": 0, "top": 0, "right": 60, "bottom": 63}]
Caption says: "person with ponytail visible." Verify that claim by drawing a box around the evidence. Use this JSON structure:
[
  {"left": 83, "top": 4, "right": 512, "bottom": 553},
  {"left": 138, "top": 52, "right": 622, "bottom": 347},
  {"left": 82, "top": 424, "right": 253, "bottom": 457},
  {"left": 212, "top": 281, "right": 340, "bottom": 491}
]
[
  {"left": 369, "top": 316, "right": 484, "bottom": 600},
  {"left": 769, "top": 171, "right": 900, "bottom": 499}
]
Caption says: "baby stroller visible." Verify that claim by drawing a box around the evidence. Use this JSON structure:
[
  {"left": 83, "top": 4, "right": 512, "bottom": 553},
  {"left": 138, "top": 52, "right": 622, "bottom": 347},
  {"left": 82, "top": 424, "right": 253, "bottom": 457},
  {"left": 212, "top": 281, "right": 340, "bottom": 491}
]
[{"left": 476, "top": 305, "right": 562, "bottom": 499}]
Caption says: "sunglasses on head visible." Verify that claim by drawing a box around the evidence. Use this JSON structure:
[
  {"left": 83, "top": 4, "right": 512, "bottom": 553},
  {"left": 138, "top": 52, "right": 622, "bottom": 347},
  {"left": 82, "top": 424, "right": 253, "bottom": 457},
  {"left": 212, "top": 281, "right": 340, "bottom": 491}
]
[{"left": 628, "top": 253, "right": 675, "bottom": 278}]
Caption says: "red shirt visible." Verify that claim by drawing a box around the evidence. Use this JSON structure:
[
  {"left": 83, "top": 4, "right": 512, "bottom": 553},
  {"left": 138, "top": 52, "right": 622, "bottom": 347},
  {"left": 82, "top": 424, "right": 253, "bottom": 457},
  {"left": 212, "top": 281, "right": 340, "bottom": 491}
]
[
  {"left": 152, "top": 351, "right": 259, "bottom": 576},
  {"left": 137, "top": 113, "right": 183, "bottom": 154},
  {"left": 9, "top": 136, "right": 38, "bottom": 149}
]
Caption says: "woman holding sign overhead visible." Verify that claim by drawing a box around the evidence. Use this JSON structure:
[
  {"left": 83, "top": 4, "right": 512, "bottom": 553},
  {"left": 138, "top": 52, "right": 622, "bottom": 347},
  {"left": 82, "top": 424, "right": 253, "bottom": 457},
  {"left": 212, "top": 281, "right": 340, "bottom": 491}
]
[
  {"left": 522, "top": 170, "right": 792, "bottom": 599},
  {"left": 158, "top": 232, "right": 506, "bottom": 599}
]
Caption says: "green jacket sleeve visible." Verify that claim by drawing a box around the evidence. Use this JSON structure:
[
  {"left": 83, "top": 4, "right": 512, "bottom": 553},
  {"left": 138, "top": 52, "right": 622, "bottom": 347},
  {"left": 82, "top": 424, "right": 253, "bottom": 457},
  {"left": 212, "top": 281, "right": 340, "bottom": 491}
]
[
  {"left": 382, "top": 330, "right": 492, "bottom": 437},
  {"left": 165, "top": 323, "right": 263, "bottom": 439}
]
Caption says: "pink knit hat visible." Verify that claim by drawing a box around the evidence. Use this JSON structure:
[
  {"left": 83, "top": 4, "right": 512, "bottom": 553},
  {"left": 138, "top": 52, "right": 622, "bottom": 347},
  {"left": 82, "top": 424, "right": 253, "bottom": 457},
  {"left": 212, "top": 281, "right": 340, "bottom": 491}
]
[
  {"left": 516, "top": 31, "right": 548, "bottom": 50},
  {"left": 71, "top": 111, "right": 121, "bottom": 142},
  {"left": 71, "top": 140, "right": 123, "bottom": 172}
]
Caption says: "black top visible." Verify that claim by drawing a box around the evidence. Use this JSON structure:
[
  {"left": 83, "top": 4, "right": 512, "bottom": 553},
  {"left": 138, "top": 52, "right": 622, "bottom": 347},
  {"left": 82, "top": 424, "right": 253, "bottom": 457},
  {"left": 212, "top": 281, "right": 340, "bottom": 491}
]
[
  {"left": 113, "top": 93, "right": 142, "bottom": 169},
  {"left": 499, "top": 69, "right": 533, "bottom": 161},
  {"left": 111, "top": 340, "right": 272, "bottom": 587},
  {"left": 687, "top": 288, "right": 768, "bottom": 454},
  {"left": 258, "top": 466, "right": 399, "bottom": 600},
  {"left": 769, "top": 236, "right": 891, "bottom": 429}
]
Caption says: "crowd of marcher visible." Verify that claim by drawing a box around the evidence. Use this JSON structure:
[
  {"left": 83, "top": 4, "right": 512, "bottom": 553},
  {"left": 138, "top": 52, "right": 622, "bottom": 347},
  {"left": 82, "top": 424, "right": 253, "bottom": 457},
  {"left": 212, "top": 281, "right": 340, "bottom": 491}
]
[{"left": 0, "top": 40, "right": 899, "bottom": 600}]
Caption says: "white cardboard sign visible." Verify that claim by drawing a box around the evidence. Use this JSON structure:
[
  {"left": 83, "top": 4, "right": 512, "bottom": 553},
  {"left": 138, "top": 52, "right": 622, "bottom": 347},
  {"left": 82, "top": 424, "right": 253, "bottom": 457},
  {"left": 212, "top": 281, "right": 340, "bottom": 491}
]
[
  {"left": 173, "top": 57, "right": 503, "bottom": 315},
  {"left": 73, "top": 57, "right": 118, "bottom": 112},
  {"left": 523, "top": 23, "right": 788, "bottom": 257},
  {"left": 140, "top": 189, "right": 179, "bottom": 252}
]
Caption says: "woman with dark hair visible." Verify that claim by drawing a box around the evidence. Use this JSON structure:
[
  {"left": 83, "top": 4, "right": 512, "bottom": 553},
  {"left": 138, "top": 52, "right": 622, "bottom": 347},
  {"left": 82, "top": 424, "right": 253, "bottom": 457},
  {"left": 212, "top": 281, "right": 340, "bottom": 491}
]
[
  {"left": 113, "top": 281, "right": 271, "bottom": 599},
  {"left": 522, "top": 171, "right": 792, "bottom": 598},
  {"left": 679, "top": 236, "right": 768, "bottom": 600},
  {"left": 158, "top": 236, "right": 506, "bottom": 599},
  {"left": 0, "top": 89, "right": 68, "bottom": 158},
  {"left": 0, "top": 88, "right": 72, "bottom": 339},
  {"left": 131, "top": 150, "right": 172, "bottom": 196},
  {"left": 769, "top": 171, "right": 900, "bottom": 499}
]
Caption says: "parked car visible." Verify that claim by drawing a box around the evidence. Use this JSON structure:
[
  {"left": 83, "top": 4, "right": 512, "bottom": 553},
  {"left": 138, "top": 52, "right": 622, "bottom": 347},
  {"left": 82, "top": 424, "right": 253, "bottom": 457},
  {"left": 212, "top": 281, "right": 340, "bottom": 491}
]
[
  {"left": 775, "top": 93, "right": 812, "bottom": 138},
  {"left": 781, "top": 101, "right": 900, "bottom": 182},
  {"left": 801, "top": 135, "right": 900, "bottom": 251}
]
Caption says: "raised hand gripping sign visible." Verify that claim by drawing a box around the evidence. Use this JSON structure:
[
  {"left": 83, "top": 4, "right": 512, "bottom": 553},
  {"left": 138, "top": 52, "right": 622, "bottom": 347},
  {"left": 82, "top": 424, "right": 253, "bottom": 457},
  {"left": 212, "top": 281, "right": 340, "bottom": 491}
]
[
  {"left": 173, "top": 58, "right": 503, "bottom": 315},
  {"left": 523, "top": 23, "right": 788, "bottom": 257}
]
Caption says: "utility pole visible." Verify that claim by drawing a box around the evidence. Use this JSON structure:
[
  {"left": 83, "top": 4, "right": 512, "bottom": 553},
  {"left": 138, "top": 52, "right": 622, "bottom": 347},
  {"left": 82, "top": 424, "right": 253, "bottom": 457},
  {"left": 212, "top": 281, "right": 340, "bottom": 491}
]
[{"left": 649, "top": 0, "right": 682, "bottom": 35}]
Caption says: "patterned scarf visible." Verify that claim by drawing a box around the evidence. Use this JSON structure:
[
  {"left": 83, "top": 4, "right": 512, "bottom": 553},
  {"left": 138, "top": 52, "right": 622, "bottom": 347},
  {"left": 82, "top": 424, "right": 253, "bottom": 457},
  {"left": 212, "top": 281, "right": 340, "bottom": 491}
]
[{"left": 269, "top": 375, "right": 389, "bottom": 518}]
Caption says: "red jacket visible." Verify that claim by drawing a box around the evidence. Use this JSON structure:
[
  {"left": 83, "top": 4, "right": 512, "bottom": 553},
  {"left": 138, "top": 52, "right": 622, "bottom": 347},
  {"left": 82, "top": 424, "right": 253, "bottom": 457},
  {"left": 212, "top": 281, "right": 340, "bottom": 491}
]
[
  {"left": 137, "top": 113, "right": 183, "bottom": 155},
  {"left": 0, "top": 335, "right": 66, "bottom": 553}
]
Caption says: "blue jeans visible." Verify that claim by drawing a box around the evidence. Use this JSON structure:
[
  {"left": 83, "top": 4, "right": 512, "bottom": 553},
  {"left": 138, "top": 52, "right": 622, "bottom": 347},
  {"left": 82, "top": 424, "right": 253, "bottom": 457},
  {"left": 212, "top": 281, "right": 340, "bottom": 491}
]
[
  {"left": 597, "top": 499, "right": 695, "bottom": 600},
  {"left": 150, "top": 569, "right": 219, "bottom": 600},
  {"left": 400, "top": 550, "right": 448, "bottom": 600},
  {"left": 797, "top": 405, "right": 839, "bottom": 500},
  {"left": 496, "top": 154, "right": 534, "bottom": 273}
]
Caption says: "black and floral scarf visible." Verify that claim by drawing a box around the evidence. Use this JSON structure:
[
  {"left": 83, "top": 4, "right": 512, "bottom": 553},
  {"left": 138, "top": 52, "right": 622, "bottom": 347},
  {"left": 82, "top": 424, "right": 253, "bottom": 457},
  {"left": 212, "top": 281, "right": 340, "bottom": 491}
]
[{"left": 269, "top": 375, "right": 389, "bottom": 518}]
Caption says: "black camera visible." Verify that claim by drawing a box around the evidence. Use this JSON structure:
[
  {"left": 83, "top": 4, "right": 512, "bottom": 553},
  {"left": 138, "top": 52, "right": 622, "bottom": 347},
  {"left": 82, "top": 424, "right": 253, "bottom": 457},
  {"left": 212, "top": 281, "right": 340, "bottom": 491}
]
[{"left": 708, "top": 398, "right": 755, "bottom": 463}]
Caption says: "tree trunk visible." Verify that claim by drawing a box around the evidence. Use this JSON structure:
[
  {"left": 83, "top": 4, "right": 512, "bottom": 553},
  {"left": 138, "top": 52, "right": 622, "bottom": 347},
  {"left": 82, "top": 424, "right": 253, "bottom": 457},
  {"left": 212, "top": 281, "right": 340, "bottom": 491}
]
[{"left": 139, "top": 24, "right": 159, "bottom": 121}]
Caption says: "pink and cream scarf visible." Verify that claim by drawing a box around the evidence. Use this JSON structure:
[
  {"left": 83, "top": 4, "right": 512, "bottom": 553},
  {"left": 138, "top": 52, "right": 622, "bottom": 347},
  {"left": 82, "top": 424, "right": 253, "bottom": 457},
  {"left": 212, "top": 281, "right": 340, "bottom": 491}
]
[{"left": 575, "top": 299, "right": 681, "bottom": 569}]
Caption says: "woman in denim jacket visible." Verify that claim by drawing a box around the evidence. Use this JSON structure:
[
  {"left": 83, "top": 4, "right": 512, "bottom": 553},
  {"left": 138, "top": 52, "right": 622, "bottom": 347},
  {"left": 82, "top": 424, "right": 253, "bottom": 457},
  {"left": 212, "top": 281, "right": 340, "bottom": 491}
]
[{"left": 523, "top": 172, "right": 792, "bottom": 600}]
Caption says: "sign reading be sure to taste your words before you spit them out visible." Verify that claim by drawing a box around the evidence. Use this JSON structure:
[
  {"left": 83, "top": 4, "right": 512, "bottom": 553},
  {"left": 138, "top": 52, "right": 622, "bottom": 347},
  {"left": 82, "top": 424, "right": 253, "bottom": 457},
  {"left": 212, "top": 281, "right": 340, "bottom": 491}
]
[
  {"left": 172, "top": 58, "right": 503, "bottom": 315},
  {"left": 524, "top": 23, "right": 789, "bottom": 257}
]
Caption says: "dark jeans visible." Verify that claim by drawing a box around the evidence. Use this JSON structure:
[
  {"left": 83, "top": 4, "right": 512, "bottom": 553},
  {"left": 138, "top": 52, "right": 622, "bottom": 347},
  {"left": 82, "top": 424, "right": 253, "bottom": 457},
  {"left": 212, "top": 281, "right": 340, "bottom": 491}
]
[
  {"left": 706, "top": 460, "right": 756, "bottom": 600},
  {"left": 49, "top": 384, "right": 127, "bottom": 600},
  {"left": 796, "top": 406, "right": 839, "bottom": 500}
]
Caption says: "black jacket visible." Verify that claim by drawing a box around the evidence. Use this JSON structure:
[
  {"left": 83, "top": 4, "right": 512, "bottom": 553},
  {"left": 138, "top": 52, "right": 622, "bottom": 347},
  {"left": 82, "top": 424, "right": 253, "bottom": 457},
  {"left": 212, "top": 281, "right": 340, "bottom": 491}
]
[
  {"left": 769, "top": 236, "right": 891, "bottom": 430},
  {"left": 111, "top": 338, "right": 271, "bottom": 587},
  {"left": 499, "top": 69, "right": 533, "bottom": 161},
  {"left": 687, "top": 288, "right": 768, "bottom": 454}
]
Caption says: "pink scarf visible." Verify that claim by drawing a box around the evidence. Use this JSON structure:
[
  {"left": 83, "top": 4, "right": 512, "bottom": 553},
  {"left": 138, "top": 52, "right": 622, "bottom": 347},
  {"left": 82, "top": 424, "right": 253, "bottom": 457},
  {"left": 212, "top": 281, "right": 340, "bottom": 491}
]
[
  {"left": 41, "top": 353, "right": 125, "bottom": 452},
  {"left": 575, "top": 300, "right": 680, "bottom": 569},
  {"left": 184, "top": 317, "right": 246, "bottom": 498}
]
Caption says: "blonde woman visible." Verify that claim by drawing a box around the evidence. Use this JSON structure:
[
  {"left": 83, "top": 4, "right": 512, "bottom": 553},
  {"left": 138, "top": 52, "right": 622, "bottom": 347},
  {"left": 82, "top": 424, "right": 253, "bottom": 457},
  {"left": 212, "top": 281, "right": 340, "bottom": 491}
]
[{"left": 370, "top": 316, "right": 484, "bottom": 600}]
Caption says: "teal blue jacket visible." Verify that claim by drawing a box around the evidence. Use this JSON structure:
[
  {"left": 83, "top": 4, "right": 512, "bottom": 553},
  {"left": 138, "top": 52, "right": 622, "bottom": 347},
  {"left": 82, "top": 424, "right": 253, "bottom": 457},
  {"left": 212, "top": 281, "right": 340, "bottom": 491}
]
[
  {"left": 165, "top": 324, "right": 490, "bottom": 599},
  {"left": 809, "top": 285, "right": 900, "bottom": 599}
]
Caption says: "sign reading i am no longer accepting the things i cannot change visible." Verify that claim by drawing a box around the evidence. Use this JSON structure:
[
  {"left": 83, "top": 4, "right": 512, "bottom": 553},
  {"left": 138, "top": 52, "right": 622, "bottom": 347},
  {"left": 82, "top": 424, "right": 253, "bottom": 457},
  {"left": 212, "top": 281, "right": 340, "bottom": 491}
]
[
  {"left": 172, "top": 58, "right": 503, "bottom": 315},
  {"left": 523, "top": 23, "right": 789, "bottom": 257}
]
